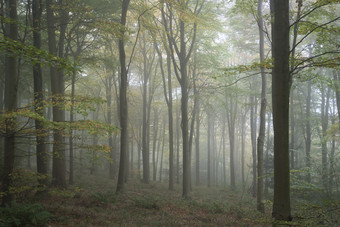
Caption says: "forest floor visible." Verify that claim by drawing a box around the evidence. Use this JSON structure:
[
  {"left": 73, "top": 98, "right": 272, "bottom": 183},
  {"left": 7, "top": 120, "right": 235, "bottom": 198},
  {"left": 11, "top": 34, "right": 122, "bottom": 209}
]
[
  {"left": 40, "top": 174, "right": 272, "bottom": 226},
  {"left": 3, "top": 173, "right": 340, "bottom": 226}
]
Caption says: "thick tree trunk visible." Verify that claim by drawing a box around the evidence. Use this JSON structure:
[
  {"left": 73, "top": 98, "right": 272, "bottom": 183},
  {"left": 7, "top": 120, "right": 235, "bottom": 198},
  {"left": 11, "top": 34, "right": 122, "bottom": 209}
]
[
  {"left": 271, "top": 0, "right": 291, "bottom": 221},
  {"left": 46, "top": 0, "right": 67, "bottom": 188},
  {"left": 1, "top": 0, "right": 18, "bottom": 205},
  {"left": 116, "top": 0, "right": 130, "bottom": 193},
  {"left": 32, "top": 0, "right": 48, "bottom": 187}
]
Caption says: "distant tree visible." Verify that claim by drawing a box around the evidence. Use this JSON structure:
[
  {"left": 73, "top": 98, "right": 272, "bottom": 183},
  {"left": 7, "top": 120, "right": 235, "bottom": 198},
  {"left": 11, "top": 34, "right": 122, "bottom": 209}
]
[{"left": 162, "top": 0, "right": 203, "bottom": 199}]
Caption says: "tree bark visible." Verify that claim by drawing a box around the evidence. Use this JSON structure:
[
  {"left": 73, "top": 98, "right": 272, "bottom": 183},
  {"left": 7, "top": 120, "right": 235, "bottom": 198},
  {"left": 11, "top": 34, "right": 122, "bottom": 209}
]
[
  {"left": 207, "top": 110, "right": 212, "bottom": 188},
  {"left": 250, "top": 93, "right": 257, "bottom": 197},
  {"left": 152, "top": 108, "right": 159, "bottom": 181},
  {"left": 1, "top": 0, "right": 18, "bottom": 205},
  {"left": 321, "top": 85, "right": 330, "bottom": 193},
  {"left": 116, "top": 0, "right": 130, "bottom": 193},
  {"left": 226, "top": 95, "right": 237, "bottom": 190},
  {"left": 333, "top": 71, "right": 340, "bottom": 122},
  {"left": 271, "top": 0, "right": 292, "bottom": 221},
  {"left": 256, "top": 0, "right": 266, "bottom": 213},
  {"left": 46, "top": 0, "right": 67, "bottom": 188},
  {"left": 305, "top": 80, "right": 312, "bottom": 183},
  {"left": 32, "top": 0, "right": 48, "bottom": 187}
]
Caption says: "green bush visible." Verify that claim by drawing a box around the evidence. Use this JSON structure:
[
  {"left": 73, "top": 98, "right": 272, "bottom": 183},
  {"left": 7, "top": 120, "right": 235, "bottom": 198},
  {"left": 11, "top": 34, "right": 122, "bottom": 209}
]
[
  {"left": 91, "top": 190, "right": 118, "bottom": 204},
  {"left": 133, "top": 196, "right": 160, "bottom": 210},
  {"left": 0, "top": 202, "right": 52, "bottom": 227},
  {"left": 7, "top": 169, "right": 48, "bottom": 202}
]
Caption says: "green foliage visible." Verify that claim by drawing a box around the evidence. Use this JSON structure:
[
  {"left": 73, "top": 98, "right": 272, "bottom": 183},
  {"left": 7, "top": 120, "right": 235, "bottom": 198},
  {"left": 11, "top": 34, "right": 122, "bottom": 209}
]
[
  {"left": 228, "top": 205, "right": 246, "bottom": 219},
  {"left": 293, "top": 199, "right": 340, "bottom": 226},
  {"left": 133, "top": 196, "right": 161, "bottom": 210},
  {"left": 3, "top": 169, "right": 48, "bottom": 202},
  {"left": 0, "top": 202, "right": 52, "bottom": 227},
  {"left": 91, "top": 190, "right": 118, "bottom": 204},
  {"left": 49, "top": 187, "right": 84, "bottom": 199},
  {"left": 188, "top": 200, "right": 225, "bottom": 214},
  {"left": 0, "top": 34, "right": 79, "bottom": 75},
  {"left": 290, "top": 168, "right": 322, "bottom": 198}
]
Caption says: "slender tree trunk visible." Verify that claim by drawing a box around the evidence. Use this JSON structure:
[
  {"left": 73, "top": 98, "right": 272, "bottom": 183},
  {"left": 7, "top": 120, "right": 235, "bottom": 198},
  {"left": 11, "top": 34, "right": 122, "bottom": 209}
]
[
  {"left": 257, "top": 0, "right": 266, "bottom": 213},
  {"left": 226, "top": 96, "right": 237, "bottom": 190},
  {"left": 69, "top": 71, "right": 76, "bottom": 184},
  {"left": 250, "top": 94, "right": 257, "bottom": 197},
  {"left": 207, "top": 110, "right": 212, "bottom": 188},
  {"left": 116, "top": 0, "right": 130, "bottom": 193},
  {"left": 1, "top": 0, "right": 18, "bottom": 205},
  {"left": 152, "top": 108, "right": 159, "bottom": 181},
  {"left": 290, "top": 92, "right": 295, "bottom": 169},
  {"left": 241, "top": 113, "right": 246, "bottom": 188},
  {"left": 264, "top": 112, "right": 271, "bottom": 197},
  {"left": 333, "top": 71, "right": 340, "bottom": 122},
  {"left": 271, "top": 0, "right": 291, "bottom": 220},
  {"left": 222, "top": 116, "right": 227, "bottom": 188},
  {"left": 176, "top": 98, "right": 180, "bottom": 184},
  {"left": 321, "top": 85, "right": 330, "bottom": 193},
  {"left": 155, "top": 23, "right": 174, "bottom": 190},
  {"left": 329, "top": 98, "right": 335, "bottom": 195},
  {"left": 305, "top": 80, "right": 312, "bottom": 183},
  {"left": 142, "top": 56, "right": 150, "bottom": 184},
  {"left": 195, "top": 90, "right": 200, "bottom": 186},
  {"left": 159, "top": 117, "right": 166, "bottom": 182}
]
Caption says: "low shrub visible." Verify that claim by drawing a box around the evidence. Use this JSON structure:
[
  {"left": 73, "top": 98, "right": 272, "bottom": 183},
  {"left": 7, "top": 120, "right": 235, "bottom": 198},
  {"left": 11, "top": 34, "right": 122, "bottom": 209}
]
[{"left": 0, "top": 202, "right": 52, "bottom": 227}]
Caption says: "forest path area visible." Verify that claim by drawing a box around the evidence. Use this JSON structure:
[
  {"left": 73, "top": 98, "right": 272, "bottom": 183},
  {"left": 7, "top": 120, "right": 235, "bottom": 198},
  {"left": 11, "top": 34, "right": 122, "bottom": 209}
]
[{"left": 37, "top": 175, "right": 271, "bottom": 226}]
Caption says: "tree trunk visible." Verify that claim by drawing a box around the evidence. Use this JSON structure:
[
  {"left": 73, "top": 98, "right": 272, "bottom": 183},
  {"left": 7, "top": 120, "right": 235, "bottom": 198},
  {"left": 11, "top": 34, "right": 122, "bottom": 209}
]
[
  {"left": 240, "top": 113, "right": 246, "bottom": 188},
  {"left": 116, "top": 0, "right": 130, "bottom": 193},
  {"left": 290, "top": 92, "right": 295, "bottom": 169},
  {"left": 32, "top": 0, "right": 48, "bottom": 187},
  {"left": 69, "top": 71, "right": 75, "bottom": 184},
  {"left": 195, "top": 88, "right": 200, "bottom": 186},
  {"left": 321, "top": 85, "right": 330, "bottom": 193},
  {"left": 46, "top": 0, "right": 67, "bottom": 188},
  {"left": 305, "top": 80, "right": 312, "bottom": 183},
  {"left": 1, "top": 0, "right": 18, "bottom": 205},
  {"left": 152, "top": 108, "right": 159, "bottom": 181},
  {"left": 226, "top": 96, "right": 237, "bottom": 190},
  {"left": 250, "top": 94, "right": 257, "bottom": 197},
  {"left": 256, "top": 0, "right": 266, "bottom": 213},
  {"left": 222, "top": 116, "right": 227, "bottom": 188},
  {"left": 207, "top": 110, "right": 212, "bottom": 188},
  {"left": 333, "top": 71, "right": 340, "bottom": 122},
  {"left": 271, "top": 0, "right": 291, "bottom": 221}
]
